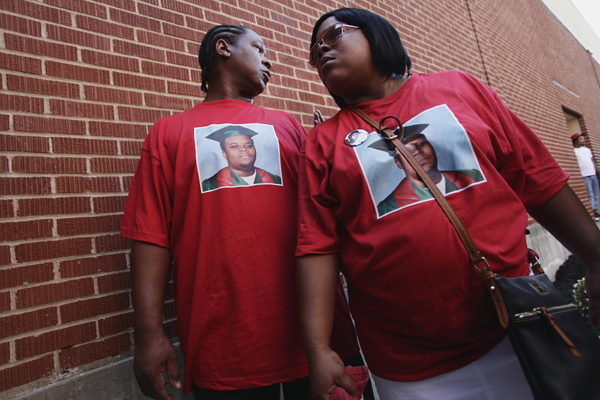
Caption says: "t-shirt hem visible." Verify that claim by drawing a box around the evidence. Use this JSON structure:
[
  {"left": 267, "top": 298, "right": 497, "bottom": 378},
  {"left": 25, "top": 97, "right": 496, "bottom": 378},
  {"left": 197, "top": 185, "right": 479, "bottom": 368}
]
[
  {"left": 295, "top": 246, "right": 339, "bottom": 257},
  {"left": 188, "top": 366, "right": 309, "bottom": 391},
  {"left": 367, "top": 332, "right": 506, "bottom": 383},
  {"left": 120, "top": 229, "right": 169, "bottom": 248},
  {"left": 525, "top": 173, "right": 570, "bottom": 212}
]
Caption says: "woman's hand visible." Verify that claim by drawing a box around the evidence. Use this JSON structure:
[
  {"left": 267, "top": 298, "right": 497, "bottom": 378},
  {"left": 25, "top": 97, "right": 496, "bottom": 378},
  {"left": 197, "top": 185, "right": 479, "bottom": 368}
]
[{"left": 309, "top": 348, "right": 358, "bottom": 400}]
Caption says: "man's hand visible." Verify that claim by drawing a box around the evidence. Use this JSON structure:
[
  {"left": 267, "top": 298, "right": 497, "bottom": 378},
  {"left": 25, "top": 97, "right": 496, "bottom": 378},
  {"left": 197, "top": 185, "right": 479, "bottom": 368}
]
[
  {"left": 314, "top": 110, "right": 325, "bottom": 126},
  {"left": 130, "top": 241, "right": 176, "bottom": 399},
  {"left": 309, "top": 348, "right": 358, "bottom": 400},
  {"left": 133, "top": 331, "right": 181, "bottom": 400}
]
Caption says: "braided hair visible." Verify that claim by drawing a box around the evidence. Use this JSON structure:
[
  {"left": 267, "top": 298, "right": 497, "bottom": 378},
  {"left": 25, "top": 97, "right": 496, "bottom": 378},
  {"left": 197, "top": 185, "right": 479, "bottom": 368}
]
[{"left": 198, "top": 25, "right": 248, "bottom": 93}]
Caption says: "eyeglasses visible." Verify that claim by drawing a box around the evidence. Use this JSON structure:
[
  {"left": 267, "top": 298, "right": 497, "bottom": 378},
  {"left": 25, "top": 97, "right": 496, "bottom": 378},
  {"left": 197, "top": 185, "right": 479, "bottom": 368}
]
[{"left": 309, "top": 24, "right": 360, "bottom": 67}]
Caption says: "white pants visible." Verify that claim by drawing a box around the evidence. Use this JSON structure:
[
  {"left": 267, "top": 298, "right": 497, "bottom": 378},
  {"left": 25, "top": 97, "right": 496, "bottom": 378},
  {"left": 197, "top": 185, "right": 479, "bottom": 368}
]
[{"left": 371, "top": 336, "right": 534, "bottom": 400}]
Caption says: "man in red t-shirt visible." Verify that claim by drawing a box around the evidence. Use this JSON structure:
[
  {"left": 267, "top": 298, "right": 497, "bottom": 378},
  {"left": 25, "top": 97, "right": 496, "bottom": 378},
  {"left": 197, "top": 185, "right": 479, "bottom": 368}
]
[
  {"left": 122, "top": 25, "right": 313, "bottom": 400},
  {"left": 122, "top": 24, "right": 368, "bottom": 400}
]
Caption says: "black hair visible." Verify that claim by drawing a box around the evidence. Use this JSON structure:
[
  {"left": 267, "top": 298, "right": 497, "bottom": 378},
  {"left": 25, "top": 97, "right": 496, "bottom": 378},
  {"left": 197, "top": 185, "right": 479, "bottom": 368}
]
[
  {"left": 311, "top": 8, "right": 412, "bottom": 107},
  {"left": 198, "top": 25, "right": 248, "bottom": 93}
]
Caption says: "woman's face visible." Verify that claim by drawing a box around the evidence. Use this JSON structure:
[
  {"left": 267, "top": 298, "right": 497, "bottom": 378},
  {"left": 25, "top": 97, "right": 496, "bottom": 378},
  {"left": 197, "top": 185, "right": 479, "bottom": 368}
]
[{"left": 312, "top": 17, "right": 377, "bottom": 101}]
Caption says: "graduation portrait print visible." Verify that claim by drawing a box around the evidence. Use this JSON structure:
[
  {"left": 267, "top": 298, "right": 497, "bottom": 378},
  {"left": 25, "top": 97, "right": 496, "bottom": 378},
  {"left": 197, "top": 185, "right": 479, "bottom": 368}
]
[
  {"left": 354, "top": 105, "right": 486, "bottom": 218},
  {"left": 195, "top": 123, "right": 283, "bottom": 193}
]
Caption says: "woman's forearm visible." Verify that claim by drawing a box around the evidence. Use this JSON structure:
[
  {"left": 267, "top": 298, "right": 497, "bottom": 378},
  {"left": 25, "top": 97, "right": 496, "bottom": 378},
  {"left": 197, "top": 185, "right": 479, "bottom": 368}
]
[{"left": 296, "top": 253, "right": 341, "bottom": 357}]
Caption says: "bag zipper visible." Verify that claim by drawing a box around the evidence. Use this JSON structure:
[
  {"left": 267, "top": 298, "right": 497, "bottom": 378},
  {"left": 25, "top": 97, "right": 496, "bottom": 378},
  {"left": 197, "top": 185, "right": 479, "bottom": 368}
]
[
  {"left": 514, "top": 304, "right": 581, "bottom": 357},
  {"left": 514, "top": 303, "right": 577, "bottom": 319}
]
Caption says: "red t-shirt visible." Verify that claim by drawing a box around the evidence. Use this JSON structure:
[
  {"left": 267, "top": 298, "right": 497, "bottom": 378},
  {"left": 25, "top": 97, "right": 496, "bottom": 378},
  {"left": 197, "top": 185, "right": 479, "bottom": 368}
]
[
  {"left": 297, "top": 71, "right": 569, "bottom": 382},
  {"left": 122, "top": 100, "right": 311, "bottom": 392}
]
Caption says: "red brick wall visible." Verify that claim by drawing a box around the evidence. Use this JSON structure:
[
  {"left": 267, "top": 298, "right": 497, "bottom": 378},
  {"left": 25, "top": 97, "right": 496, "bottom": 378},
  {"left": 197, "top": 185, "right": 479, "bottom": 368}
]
[{"left": 1, "top": 0, "right": 599, "bottom": 395}]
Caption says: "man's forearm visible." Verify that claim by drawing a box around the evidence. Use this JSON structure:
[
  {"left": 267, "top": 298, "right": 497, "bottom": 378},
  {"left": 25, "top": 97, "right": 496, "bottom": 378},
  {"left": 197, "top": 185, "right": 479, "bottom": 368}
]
[{"left": 131, "top": 240, "right": 173, "bottom": 336}]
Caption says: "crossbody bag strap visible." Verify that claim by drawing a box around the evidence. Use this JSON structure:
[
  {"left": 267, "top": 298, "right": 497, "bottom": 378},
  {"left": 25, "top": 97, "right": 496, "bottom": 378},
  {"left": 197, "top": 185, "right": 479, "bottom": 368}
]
[{"left": 350, "top": 106, "right": 509, "bottom": 328}]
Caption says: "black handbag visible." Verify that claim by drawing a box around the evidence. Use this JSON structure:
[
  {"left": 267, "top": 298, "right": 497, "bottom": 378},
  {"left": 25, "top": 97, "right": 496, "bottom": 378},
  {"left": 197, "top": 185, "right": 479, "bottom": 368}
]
[
  {"left": 495, "top": 269, "right": 600, "bottom": 400},
  {"left": 351, "top": 106, "right": 600, "bottom": 400}
]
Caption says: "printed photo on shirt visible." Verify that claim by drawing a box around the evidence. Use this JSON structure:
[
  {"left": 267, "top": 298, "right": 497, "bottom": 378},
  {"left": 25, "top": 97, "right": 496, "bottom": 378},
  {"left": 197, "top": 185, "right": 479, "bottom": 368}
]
[
  {"left": 195, "top": 123, "right": 283, "bottom": 193},
  {"left": 353, "top": 105, "right": 486, "bottom": 218}
]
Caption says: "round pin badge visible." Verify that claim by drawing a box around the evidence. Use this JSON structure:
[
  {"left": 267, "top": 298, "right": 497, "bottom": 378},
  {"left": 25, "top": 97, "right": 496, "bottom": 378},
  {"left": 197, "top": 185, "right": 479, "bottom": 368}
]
[{"left": 344, "top": 129, "right": 369, "bottom": 147}]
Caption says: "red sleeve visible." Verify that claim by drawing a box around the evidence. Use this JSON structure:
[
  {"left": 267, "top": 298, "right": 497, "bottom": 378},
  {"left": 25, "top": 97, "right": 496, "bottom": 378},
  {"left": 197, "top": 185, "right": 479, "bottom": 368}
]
[
  {"left": 456, "top": 72, "right": 569, "bottom": 210},
  {"left": 485, "top": 86, "right": 569, "bottom": 210},
  {"left": 121, "top": 129, "right": 172, "bottom": 248},
  {"left": 296, "top": 128, "right": 341, "bottom": 257}
]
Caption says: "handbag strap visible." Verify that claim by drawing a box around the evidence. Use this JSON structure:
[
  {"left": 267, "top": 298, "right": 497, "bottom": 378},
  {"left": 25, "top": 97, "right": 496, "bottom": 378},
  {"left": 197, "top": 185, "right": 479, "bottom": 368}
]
[{"left": 350, "top": 106, "right": 510, "bottom": 328}]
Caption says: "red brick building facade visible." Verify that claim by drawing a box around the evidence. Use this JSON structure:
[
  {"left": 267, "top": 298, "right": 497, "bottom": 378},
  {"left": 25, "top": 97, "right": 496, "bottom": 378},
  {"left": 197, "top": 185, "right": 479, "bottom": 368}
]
[{"left": 1, "top": 0, "right": 599, "bottom": 396}]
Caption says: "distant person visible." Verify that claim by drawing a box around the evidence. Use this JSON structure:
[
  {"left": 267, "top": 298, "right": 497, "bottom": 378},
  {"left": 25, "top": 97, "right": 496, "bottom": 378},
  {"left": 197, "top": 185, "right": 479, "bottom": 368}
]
[{"left": 572, "top": 132, "right": 600, "bottom": 220}]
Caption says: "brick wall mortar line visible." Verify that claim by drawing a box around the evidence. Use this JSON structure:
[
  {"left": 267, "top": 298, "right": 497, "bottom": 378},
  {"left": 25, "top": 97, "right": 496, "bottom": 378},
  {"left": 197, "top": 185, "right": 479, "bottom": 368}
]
[
  {"left": 8, "top": 247, "right": 16, "bottom": 267},
  {"left": 0, "top": 193, "right": 107, "bottom": 201},
  {"left": 0, "top": 303, "right": 56, "bottom": 319},
  {"left": 0, "top": 67, "right": 202, "bottom": 94},
  {"left": 53, "top": 260, "right": 60, "bottom": 281},
  {"left": 0, "top": 213, "right": 90, "bottom": 224},
  {"left": 56, "top": 300, "right": 62, "bottom": 325},
  {"left": 79, "top": 80, "right": 85, "bottom": 100},
  {"left": 11, "top": 196, "right": 18, "bottom": 219},
  {"left": 90, "top": 234, "right": 96, "bottom": 254},
  {"left": 0, "top": 330, "right": 133, "bottom": 360},
  {"left": 0, "top": 232, "right": 122, "bottom": 247},
  {"left": 9, "top": 288, "right": 16, "bottom": 312},
  {"left": 0, "top": 294, "right": 132, "bottom": 325},
  {"left": 0, "top": 172, "right": 135, "bottom": 179},
  {"left": 0, "top": 195, "right": 118, "bottom": 203},
  {"left": 9, "top": 340, "right": 15, "bottom": 364},
  {"left": 0, "top": 329, "right": 134, "bottom": 366},
  {"left": 52, "top": 352, "right": 60, "bottom": 380},
  {"left": 0, "top": 26, "right": 6, "bottom": 49},
  {"left": 0, "top": 153, "right": 119, "bottom": 162},
  {"left": 2, "top": 288, "right": 132, "bottom": 318}
]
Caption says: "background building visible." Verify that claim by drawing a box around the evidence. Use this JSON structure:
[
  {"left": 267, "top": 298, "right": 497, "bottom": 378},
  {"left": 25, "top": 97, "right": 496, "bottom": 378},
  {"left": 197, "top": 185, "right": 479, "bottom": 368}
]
[{"left": 1, "top": 0, "right": 599, "bottom": 398}]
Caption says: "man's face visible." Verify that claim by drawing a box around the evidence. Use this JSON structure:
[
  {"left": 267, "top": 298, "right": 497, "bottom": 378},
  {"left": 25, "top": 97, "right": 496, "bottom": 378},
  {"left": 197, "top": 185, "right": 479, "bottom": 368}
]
[
  {"left": 396, "top": 134, "right": 438, "bottom": 173},
  {"left": 222, "top": 135, "right": 256, "bottom": 172},
  {"left": 227, "top": 30, "right": 272, "bottom": 98},
  {"left": 577, "top": 136, "right": 586, "bottom": 146}
]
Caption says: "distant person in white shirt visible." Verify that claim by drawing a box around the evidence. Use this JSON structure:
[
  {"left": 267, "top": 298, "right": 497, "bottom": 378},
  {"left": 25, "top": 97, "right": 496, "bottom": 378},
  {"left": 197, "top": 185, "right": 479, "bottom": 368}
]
[{"left": 573, "top": 132, "right": 600, "bottom": 221}]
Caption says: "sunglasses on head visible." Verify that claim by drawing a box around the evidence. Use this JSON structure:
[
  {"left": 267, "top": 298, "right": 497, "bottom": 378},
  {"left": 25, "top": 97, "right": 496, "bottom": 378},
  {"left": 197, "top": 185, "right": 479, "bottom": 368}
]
[{"left": 309, "top": 24, "right": 360, "bottom": 67}]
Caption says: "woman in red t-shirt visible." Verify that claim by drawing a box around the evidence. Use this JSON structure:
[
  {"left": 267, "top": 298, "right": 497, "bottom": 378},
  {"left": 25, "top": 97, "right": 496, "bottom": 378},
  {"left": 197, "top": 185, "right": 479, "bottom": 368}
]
[{"left": 296, "top": 7, "right": 600, "bottom": 400}]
